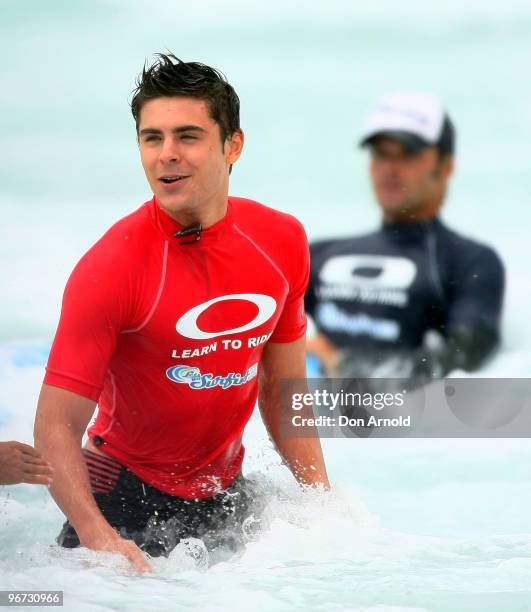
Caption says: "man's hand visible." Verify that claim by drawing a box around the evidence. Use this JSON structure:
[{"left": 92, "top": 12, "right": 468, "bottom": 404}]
[
  {"left": 80, "top": 525, "right": 152, "bottom": 573},
  {"left": 0, "top": 441, "right": 54, "bottom": 486}
]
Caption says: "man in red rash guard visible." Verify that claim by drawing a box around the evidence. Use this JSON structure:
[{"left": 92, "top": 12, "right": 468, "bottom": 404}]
[{"left": 33, "top": 54, "right": 329, "bottom": 572}]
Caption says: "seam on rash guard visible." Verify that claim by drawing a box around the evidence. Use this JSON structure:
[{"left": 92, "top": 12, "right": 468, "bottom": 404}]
[
  {"left": 122, "top": 239, "right": 169, "bottom": 333},
  {"left": 233, "top": 224, "right": 289, "bottom": 291},
  {"left": 98, "top": 370, "right": 117, "bottom": 438},
  {"left": 426, "top": 226, "right": 445, "bottom": 302}
]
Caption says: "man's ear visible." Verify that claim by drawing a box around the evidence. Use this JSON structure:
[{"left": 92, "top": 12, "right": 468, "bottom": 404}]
[
  {"left": 225, "top": 129, "right": 245, "bottom": 166},
  {"left": 435, "top": 154, "right": 454, "bottom": 181}
]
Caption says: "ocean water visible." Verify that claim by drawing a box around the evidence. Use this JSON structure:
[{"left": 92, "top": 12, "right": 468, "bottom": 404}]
[{"left": 1, "top": 1, "right": 531, "bottom": 610}]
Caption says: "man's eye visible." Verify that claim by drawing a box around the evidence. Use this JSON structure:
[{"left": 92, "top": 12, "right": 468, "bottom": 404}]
[
  {"left": 181, "top": 135, "right": 197, "bottom": 140},
  {"left": 144, "top": 136, "right": 161, "bottom": 142}
]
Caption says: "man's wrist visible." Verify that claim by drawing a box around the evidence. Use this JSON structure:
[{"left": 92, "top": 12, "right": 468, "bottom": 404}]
[{"left": 75, "top": 516, "right": 116, "bottom": 545}]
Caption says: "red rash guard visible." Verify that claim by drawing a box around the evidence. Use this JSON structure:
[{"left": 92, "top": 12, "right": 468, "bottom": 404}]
[{"left": 44, "top": 197, "right": 308, "bottom": 499}]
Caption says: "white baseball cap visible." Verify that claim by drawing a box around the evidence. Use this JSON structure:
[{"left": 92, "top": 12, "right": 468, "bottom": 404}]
[{"left": 359, "top": 91, "right": 455, "bottom": 154}]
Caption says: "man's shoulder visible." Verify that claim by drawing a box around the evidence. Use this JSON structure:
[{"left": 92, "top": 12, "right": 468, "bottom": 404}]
[
  {"left": 230, "top": 196, "right": 306, "bottom": 239},
  {"left": 437, "top": 220, "right": 504, "bottom": 271},
  {"left": 96, "top": 200, "right": 154, "bottom": 246},
  {"left": 310, "top": 230, "right": 381, "bottom": 261},
  {"left": 73, "top": 200, "right": 156, "bottom": 275}
]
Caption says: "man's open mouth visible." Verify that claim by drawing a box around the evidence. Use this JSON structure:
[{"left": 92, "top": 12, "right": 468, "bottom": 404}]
[{"left": 159, "top": 175, "right": 189, "bottom": 184}]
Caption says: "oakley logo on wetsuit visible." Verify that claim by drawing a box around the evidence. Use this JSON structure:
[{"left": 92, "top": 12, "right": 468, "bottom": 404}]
[{"left": 318, "top": 254, "right": 417, "bottom": 307}]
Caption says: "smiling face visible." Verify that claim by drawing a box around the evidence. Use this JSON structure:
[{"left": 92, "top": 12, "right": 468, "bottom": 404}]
[
  {"left": 368, "top": 137, "right": 453, "bottom": 222},
  {"left": 138, "top": 96, "right": 244, "bottom": 224}
]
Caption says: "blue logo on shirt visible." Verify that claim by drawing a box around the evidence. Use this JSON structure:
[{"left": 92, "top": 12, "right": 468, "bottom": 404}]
[{"left": 166, "top": 363, "right": 258, "bottom": 390}]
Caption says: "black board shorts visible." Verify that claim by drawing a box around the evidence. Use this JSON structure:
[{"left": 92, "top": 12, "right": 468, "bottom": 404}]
[{"left": 57, "top": 449, "right": 256, "bottom": 557}]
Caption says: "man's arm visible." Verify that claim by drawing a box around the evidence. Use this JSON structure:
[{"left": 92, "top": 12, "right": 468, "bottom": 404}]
[
  {"left": 258, "top": 336, "right": 330, "bottom": 489},
  {"left": 442, "top": 245, "right": 505, "bottom": 373},
  {"left": 33, "top": 384, "right": 151, "bottom": 573}
]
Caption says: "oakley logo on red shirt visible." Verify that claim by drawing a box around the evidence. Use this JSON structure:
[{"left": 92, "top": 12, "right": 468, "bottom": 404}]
[{"left": 176, "top": 293, "right": 277, "bottom": 340}]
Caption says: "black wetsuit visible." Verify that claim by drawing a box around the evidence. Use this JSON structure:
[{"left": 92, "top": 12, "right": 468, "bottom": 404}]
[{"left": 305, "top": 217, "right": 504, "bottom": 386}]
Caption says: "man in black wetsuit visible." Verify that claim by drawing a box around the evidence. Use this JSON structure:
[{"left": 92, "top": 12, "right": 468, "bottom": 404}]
[{"left": 305, "top": 91, "right": 504, "bottom": 390}]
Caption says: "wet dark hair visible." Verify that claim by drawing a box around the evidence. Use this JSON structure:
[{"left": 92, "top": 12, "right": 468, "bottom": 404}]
[
  {"left": 437, "top": 114, "right": 455, "bottom": 157},
  {"left": 131, "top": 53, "right": 240, "bottom": 143}
]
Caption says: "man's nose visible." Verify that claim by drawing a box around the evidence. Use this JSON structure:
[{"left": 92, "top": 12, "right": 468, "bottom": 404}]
[
  {"left": 159, "top": 138, "right": 181, "bottom": 164},
  {"left": 379, "top": 157, "right": 403, "bottom": 177}
]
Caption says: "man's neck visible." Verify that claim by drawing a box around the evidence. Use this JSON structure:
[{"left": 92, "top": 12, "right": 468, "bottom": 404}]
[
  {"left": 161, "top": 196, "right": 228, "bottom": 230},
  {"left": 383, "top": 197, "right": 443, "bottom": 224}
]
